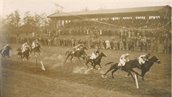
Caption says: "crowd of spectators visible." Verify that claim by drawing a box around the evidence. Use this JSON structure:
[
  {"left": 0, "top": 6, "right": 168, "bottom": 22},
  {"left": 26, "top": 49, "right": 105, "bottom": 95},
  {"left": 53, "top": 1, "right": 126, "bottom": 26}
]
[{"left": 8, "top": 19, "right": 171, "bottom": 54}]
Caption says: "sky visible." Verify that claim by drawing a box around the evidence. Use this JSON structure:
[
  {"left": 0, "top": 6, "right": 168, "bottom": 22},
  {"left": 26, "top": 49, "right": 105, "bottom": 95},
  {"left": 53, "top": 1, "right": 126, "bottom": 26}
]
[{"left": 0, "top": 0, "right": 171, "bottom": 17}]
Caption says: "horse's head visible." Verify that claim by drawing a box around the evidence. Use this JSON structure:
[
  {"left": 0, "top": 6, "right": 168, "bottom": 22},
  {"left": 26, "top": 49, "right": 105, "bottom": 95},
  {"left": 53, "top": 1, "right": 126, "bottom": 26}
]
[
  {"left": 99, "top": 52, "right": 107, "bottom": 57},
  {"left": 6, "top": 46, "right": 12, "bottom": 50},
  {"left": 149, "top": 56, "right": 160, "bottom": 64},
  {"left": 17, "top": 48, "right": 21, "bottom": 52},
  {"left": 81, "top": 46, "right": 88, "bottom": 51}
]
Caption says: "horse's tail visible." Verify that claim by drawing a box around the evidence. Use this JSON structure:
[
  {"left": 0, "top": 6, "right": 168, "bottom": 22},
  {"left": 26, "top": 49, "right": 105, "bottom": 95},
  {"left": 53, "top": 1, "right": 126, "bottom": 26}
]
[{"left": 104, "top": 62, "right": 114, "bottom": 66}]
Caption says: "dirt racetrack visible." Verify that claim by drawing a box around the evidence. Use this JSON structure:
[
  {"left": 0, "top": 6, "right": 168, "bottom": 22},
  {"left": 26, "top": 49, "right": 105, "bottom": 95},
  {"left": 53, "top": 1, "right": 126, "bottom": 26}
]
[{"left": 1, "top": 44, "right": 171, "bottom": 97}]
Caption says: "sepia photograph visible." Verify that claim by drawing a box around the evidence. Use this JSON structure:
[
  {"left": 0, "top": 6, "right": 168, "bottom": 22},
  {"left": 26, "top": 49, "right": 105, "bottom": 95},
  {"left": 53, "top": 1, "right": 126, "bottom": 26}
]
[{"left": 0, "top": 0, "right": 171, "bottom": 97}]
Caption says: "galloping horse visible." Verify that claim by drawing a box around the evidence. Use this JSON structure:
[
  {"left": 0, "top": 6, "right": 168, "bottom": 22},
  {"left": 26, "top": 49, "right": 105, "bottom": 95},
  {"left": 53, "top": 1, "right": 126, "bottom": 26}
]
[
  {"left": 103, "top": 59, "right": 141, "bottom": 80},
  {"left": 85, "top": 52, "right": 106, "bottom": 69},
  {"left": 141, "top": 56, "right": 160, "bottom": 80},
  {"left": 31, "top": 44, "right": 41, "bottom": 56},
  {"left": 17, "top": 47, "right": 31, "bottom": 60},
  {"left": 0, "top": 45, "right": 12, "bottom": 58},
  {"left": 64, "top": 46, "right": 87, "bottom": 63},
  {"left": 103, "top": 56, "right": 160, "bottom": 80}
]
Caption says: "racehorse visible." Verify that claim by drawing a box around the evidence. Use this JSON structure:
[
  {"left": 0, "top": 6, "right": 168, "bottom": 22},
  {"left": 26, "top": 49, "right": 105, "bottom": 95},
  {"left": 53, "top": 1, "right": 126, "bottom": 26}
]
[
  {"left": 0, "top": 46, "right": 12, "bottom": 58},
  {"left": 17, "top": 47, "right": 31, "bottom": 60},
  {"left": 85, "top": 52, "right": 106, "bottom": 69},
  {"left": 102, "top": 59, "right": 141, "bottom": 80},
  {"left": 102, "top": 56, "right": 160, "bottom": 80},
  {"left": 141, "top": 56, "right": 160, "bottom": 80},
  {"left": 30, "top": 44, "right": 41, "bottom": 56},
  {"left": 64, "top": 46, "right": 87, "bottom": 63}
]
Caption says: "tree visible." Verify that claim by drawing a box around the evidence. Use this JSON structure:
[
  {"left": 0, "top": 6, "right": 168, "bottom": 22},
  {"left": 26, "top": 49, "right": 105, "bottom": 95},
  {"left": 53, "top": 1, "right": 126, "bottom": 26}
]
[
  {"left": 22, "top": 11, "right": 36, "bottom": 34},
  {"left": 21, "top": 12, "right": 53, "bottom": 37},
  {"left": 3, "top": 10, "right": 20, "bottom": 35}
]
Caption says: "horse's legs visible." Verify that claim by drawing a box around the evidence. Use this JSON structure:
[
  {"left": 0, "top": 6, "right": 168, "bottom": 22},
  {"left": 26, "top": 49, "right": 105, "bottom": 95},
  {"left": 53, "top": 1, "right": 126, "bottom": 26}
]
[
  {"left": 90, "top": 61, "right": 94, "bottom": 67},
  {"left": 91, "top": 62, "right": 96, "bottom": 69},
  {"left": 1, "top": 52, "right": 4, "bottom": 57},
  {"left": 22, "top": 55, "right": 24, "bottom": 61},
  {"left": 64, "top": 54, "right": 70, "bottom": 63},
  {"left": 131, "top": 69, "right": 141, "bottom": 76},
  {"left": 103, "top": 64, "right": 117, "bottom": 76},
  {"left": 85, "top": 60, "right": 90, "bottom": 69},
  {"left": 70, "top": 56, "right": 73, "bottom": 61},
  {"left": 142, "top": 76, "right": 145, "bottom": 81},
  {"left": 27, "top": 53, "right": 30, "bottom": 60},
  {"left": 21, "top": 54, "right": 23, "bottom": 58},
  {"left": 111, "top": 68, "right": 118, "bottom": 78},
  {"left": 93, "top": 63, "right": 97, "bottom": 70},
  {"left": 98, "top": 64, "right": 102, "bottom": 69},
  {"left": 77, "top": 57, "right": 81, "bottom": 63},
  {"left": 127, "top": 72, "right": 131, "bottom": 76},
  {"left": 128, "top": 71, "right": 135, "bottom": 81},
  {"left": 103, "top": 68, "right": 112, "bottom": 76},
  {"left": 141, "top": 70, "right": 147, "bottom": 80}
]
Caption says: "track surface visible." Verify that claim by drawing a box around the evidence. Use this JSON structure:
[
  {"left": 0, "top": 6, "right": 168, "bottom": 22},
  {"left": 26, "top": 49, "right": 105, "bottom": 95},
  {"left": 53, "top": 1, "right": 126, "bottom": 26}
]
[{"left": 1, "top": 44, "right": 171, "bottom": 97}]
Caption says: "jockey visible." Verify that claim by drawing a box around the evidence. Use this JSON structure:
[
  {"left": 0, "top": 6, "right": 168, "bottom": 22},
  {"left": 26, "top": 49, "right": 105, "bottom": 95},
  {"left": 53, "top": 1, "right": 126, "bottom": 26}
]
[
  {"left": 118, "top": 53, "right": 130, "bottom": 67},
  {"left": 32, "top": 39, "right": 39, "bottom": 49},
  {"left": 138, "top": 53, "right": 151, "bottom": 65},
  {"left": 72, "top": 43, "right": 84, "bottom": 54},
  {"left": 21, "top": 42, "right": 29, "bottom": 53},
  {"left": 1, "top": 44, "right": 9, "bottom": 54},
  {"left": 90, "top": 48, "right": 100, "bottom": 60}
]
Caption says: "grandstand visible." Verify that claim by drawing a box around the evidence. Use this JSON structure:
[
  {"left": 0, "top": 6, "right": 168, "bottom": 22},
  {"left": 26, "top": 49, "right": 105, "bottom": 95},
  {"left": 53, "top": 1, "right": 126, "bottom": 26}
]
[
  {"left": 48, "top": 5, "right": 171, "bottom": 36},
  {"left": 45, "top": 5, "right": 171, "bottom": 53}
]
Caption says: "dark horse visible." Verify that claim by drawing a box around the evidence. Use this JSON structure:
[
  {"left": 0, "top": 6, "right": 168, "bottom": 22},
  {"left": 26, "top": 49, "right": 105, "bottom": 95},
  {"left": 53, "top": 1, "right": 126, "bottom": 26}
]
[
  {"left": 103, "top": 56, "right": 160, "bottom": 80},
  {"left": 85, "top": 52, "right": 106, "bottom": 69},
  {"left": 31, "top": 45, "right": 41, "bottom": 55},
  {"left": 0, "top": 46, "right": 12, "bottom": 58},
  {"left": 64, "top": 47, "right": 87, "bottom": 63},
  {"left": 103, "top": 59, "right": 141, "bottom": 80},
  {"left": 17, "top": 47, "right": 31, "bottom": 60},
  {"left": 141, "top": 56, "right": 160, "bottom": 80}
]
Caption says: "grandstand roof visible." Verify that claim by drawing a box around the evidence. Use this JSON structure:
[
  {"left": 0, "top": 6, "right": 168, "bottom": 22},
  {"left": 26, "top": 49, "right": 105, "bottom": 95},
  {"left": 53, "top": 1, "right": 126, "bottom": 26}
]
[{"left": 48, "top": 5, "right": 170, "bottom": 18}]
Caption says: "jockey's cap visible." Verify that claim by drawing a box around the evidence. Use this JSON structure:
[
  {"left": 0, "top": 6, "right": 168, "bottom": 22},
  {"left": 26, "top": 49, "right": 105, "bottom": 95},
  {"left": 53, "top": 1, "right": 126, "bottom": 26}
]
[
  {"left": 146, "top": 53, "right": 151, "bottom": 57},
  {"left": 147, "top": 52, "right": 151, "bottom": 55},
  {"left": 125, "top": 53, "right": 129, "bottom": 56}
]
